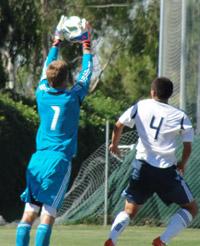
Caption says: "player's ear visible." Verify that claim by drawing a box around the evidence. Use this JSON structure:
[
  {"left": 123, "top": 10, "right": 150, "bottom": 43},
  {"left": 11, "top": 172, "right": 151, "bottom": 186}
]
[{"left": 150, "top": 89, "right": 156, "bottom": 98}]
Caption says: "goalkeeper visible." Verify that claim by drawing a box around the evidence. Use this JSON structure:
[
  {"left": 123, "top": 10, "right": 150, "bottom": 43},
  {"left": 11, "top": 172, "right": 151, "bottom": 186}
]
[{"left": 16, "top": 16, "right": 93, "bottom": 246}]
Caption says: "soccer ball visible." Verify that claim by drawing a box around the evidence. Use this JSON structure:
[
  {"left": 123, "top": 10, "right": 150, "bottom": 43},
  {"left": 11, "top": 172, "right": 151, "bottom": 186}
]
[{"left": 62, "top": 16, "right": 87, "bottom": 42}]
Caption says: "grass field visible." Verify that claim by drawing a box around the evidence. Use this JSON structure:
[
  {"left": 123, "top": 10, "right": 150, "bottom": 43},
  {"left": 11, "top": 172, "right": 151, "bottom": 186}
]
[{"left": 1, "top": 225, "right": 200, "bottom": 245}]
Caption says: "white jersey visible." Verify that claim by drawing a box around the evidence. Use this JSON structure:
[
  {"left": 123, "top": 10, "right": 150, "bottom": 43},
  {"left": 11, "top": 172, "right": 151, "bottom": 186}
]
[{"left": 119, "top": 99, "right": 194, "bottom": 168}]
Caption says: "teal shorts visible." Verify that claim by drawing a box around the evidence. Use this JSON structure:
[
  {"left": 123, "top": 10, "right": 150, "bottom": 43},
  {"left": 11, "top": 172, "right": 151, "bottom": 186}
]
[{"left": 21, "top": 151, "right": 71, "bottom": 209}]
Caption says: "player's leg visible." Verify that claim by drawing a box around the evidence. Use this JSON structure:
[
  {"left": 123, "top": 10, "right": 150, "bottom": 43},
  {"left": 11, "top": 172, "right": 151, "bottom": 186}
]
[
  {"left": 153, "top": 200, "right": 198, "bottom": 246},
  {"left": 34, "top": 154, "right": 71, "bottom": 245},
  {"left": 105, "top": 200, "right": 140, "bottom": 246},
  {"left": 16, "top": 203, "right": 40, "bottom": 246},
  {"left": 35, "top": 204, "right": 56, "bottom": 246},
  {"left": 105, "top": 160, "right": 150, "bottom": 246},
  {"left": 153, "top": 170, "right": 198, "bottom": 246}
]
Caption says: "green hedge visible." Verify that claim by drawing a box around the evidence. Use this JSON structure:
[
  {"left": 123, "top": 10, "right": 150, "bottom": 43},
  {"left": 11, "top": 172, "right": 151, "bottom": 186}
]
[{"left": 0, "top": 94, "right": 38, "bottom": 221}]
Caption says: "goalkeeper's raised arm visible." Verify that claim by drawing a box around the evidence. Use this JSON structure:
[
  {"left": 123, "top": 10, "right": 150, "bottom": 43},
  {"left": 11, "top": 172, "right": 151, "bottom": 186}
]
[
  {"left": 71, "top": 21, "right": 93, "bottom": 102},
  {"left": 39, "top": 16, "right": 65, "bottom": 83}
]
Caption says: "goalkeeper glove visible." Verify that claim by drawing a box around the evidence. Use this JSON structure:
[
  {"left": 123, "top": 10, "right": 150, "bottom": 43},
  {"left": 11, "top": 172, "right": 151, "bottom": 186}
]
[
  {"left": 54, "top": 15, "right": 67, "bottom": 41},
  {"left": 82, "top": 30, "right": 91, "bottom": 50},
  {"left": 70, "top": 21, "right": 92, "bottom": 50}
]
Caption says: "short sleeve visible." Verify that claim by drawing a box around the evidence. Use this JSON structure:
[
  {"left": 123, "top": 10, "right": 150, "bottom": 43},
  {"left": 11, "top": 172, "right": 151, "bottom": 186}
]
[
  {"left": 180, "top": 114, "right": 194, "bottom": 142},
  {"left": 119, "top": 104, "right": 137, "bottom": 128}
]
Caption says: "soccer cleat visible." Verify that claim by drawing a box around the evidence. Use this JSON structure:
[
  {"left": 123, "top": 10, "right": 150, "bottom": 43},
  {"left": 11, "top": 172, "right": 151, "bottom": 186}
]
[
  {"left": 104, "top": 239, "right": 115, "bottom": 246},
  {"left": 152, "top": 237, "right": 166, "bottom": 246}
]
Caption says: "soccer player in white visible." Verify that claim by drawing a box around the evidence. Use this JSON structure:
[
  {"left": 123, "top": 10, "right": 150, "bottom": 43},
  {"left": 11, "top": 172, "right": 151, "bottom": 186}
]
[{"left": 104, "top": 77, "right": 198, "bottom": 246}]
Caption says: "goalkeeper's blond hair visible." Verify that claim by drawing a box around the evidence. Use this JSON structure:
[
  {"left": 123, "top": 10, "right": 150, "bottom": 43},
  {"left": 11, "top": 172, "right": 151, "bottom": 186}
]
[{"left": 46, "top": 60, "right": 68, "bottom": 88}]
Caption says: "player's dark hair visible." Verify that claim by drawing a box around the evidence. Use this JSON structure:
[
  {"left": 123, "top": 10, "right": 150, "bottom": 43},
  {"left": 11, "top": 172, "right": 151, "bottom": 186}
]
[
  {"left": 151, "top": 77, "right": 173, "bottom": 100},
  {"left": 46, "top": 60, "right": 68, "bottom": 88}
]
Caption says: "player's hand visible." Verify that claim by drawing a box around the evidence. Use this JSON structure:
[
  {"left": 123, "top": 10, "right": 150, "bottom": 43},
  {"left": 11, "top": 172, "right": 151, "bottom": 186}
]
[
  {"left": 83, "top": 21, "right": 92, "bottom": 40},
  {"left": 70, "top": 21, "right": 92, "bottom": 51},
  {"left": 177, "top": 161, "right": 186, "bottom": 176},
  {"left": 54, "top": 15, "right": 67, "bottom": 41},
  {"left": 81, "top": 22, "right": 92, "bottom": 51},
  {"left": 109, "top": 144, "right": 120, "bottom": 156}
]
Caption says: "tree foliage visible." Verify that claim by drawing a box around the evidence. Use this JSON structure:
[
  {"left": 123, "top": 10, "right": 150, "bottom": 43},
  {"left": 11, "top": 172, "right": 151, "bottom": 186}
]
[
  {"left": 0, "top": 0, "right": 40, "bottom": 58},
  {"left": 0, "top": 0, "right": 41, "bottom": 89},
  {"left": 98, "top": 0, "right": 159, "bottom": 103}
]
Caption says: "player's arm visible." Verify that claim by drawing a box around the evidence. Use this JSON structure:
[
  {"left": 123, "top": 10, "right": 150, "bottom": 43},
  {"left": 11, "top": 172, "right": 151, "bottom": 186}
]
[
  {"left": 109, "top": 121, "right": 125, "bottom": 155},
  {"left": 71, "top": 24, "right": 93, "bottom": 101},
  {"left": 39, "top": 45, "right": 60, "bottom": 83},
  {"left": 76, "top": 46, "right": 93, "bottom": 88},
  {"left": 177, "top": 114, "right": 194, "bottom": 175},
  {"left": 177, "top": 142, "right": 192, "bottom": 175},
  {"left": 39, "top": 16, "right": 65, "bottom": 83},
  {"left": 110, "top": 105, "right": 137, "bottom": 155}
]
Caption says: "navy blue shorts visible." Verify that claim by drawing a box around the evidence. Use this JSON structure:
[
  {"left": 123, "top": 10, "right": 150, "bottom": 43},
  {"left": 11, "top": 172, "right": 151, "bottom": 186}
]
[{"left": 123, "top": 159, "right": 194, "bottom": 205}]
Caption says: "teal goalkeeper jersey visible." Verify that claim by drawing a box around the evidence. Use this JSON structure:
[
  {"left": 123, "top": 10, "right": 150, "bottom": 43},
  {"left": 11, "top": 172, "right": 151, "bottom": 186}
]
[{"left": 35, "top": 46, "right": 93, "bottom": 158}]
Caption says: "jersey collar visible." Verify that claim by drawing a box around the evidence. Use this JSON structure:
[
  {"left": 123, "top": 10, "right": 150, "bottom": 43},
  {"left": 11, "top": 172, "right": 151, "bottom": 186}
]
[{"left": 47, "top": 87, "right": 66, "bottom": 95}]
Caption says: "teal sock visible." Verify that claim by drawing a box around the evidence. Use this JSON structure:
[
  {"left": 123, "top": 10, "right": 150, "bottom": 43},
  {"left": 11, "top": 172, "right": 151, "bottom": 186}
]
[
  {"left": 35, "top": 224, "right": 52, "bottom": 246},
  {"left": 16, "top": 222, "right": 31, "bottom": 246}
]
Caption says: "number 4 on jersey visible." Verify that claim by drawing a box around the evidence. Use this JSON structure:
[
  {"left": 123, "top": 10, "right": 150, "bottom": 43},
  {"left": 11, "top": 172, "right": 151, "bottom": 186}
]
[{"left": 150, "top": 116, "right": 164, "bottom": 140}]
